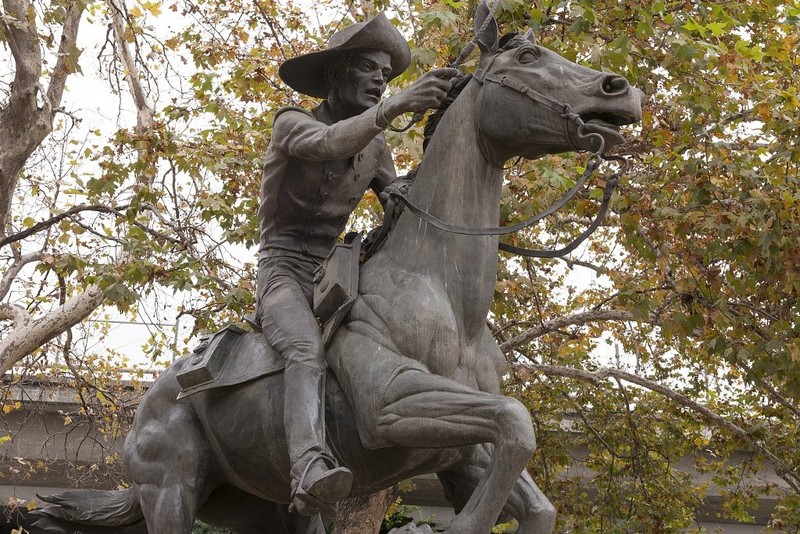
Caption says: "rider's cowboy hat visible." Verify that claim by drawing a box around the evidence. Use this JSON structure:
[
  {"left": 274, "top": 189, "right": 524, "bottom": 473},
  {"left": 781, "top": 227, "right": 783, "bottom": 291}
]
[{"left": 279, "top": 12, "right": 411, "bottom": 99}]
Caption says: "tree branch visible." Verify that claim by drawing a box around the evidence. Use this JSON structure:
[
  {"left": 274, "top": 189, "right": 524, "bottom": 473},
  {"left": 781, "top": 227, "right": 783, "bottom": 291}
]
[
  {"left": 499, "top": 309, "right": 637, "bottom": 353},
  {"left": 106, "top": 0, "right": 155, "bottom": 131},
  {"left": 0, "top": 285, "right": 105, "bottom": 374},
  {"left": 45, "top": 0, "right": 85, "bottom": 109},
  {"left": 0, "top": 204, "right": 129, "bottom": 249},
  {"left": 519, "top": 363, "right": 800, "bottom": 493},
  {"left": 0, "top": 0, "right": 86, "bottom": 234},
  {"left": 0, "top": 303, "right": 31, "bottom": 327},
  {"left": 0, "top": 251, "right": 43, "bottom": 301}
]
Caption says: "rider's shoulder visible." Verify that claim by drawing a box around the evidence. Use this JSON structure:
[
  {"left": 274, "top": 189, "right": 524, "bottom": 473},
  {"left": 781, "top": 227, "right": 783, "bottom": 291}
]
[{"left": 273, "top": 106, "right": 316, "bottom": 125}]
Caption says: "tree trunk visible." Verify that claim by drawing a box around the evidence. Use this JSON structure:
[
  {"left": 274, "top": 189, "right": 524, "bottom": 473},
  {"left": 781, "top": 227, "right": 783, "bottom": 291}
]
[
  {"left": 331, "top": 487, "right": 397, "bottom": 534},
  {"left": 0, "top": 0, "right": 85, "bottom": 234}
]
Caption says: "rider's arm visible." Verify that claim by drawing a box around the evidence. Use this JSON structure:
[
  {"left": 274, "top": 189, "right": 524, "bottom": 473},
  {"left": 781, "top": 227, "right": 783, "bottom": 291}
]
[
  {"left": 273, "top": 106, "right": 386, "bottom": 161},
  {"left": 370, "top": 142, "right": 397, "bottom": 202}
]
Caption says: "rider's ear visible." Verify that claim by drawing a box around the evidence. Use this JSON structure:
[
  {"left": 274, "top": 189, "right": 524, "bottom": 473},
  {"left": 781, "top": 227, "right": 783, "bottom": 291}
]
[{"left": 474, "top": 1, "right": 498, "bottom": 53}]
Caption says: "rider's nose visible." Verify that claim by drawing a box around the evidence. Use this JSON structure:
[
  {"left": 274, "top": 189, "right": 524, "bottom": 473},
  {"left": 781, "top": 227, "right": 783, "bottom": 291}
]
[{"left": 601, "top": 75, "right": 630, "bottom": 96}]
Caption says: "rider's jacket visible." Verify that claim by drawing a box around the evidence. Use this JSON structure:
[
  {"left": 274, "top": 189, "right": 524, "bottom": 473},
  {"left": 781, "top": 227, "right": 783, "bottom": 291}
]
[{"left": 258, "top": 101, "right": 396, "bottom": 262}]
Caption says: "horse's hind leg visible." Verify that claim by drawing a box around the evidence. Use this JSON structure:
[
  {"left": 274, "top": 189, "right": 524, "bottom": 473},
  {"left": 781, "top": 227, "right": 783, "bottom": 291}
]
[
  {"left": 126, "top": 386, "right": 213, "bottom": 533},
  {"left": 438, "top": 443, "right": 556, "bottom": 533}
]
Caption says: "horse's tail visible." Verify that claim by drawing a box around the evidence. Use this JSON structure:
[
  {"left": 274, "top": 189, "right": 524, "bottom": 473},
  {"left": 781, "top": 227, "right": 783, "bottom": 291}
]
[{"left": 32, "top": 488, "right": 146, "bottom": 533}]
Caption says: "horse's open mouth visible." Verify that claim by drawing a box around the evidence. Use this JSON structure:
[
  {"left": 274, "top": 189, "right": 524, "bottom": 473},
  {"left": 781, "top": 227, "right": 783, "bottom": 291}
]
[
  {"left": 578, "top": 111, "right": 637, "bottom": 147},
  {"left": 580, "top": 111, "right": 637, "bottom": 128}
]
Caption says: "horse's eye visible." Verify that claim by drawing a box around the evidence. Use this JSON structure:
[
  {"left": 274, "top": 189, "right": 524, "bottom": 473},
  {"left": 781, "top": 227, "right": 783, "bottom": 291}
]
[{"left": 517, "top": 47, "right": 540, "bottom": 63}]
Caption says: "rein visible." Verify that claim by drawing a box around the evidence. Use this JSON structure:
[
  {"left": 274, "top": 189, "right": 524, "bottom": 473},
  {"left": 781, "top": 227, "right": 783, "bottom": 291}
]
[{"left": 378, "top": 154, "right": 625, "bottom": 259}]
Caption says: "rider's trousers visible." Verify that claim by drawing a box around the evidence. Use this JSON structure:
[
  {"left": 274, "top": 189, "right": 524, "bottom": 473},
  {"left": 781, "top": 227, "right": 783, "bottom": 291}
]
[{"left": 257, "top": 252, "right": 328, "bottom": 484}]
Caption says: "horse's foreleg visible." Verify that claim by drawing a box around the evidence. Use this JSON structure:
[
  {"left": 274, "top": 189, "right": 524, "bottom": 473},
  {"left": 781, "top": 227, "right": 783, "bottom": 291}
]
[
  {"left": 438, "top": 444, "right": 555, "bottom": 533},
  {"left": 376, "top": 370, "right": 536, "bottom": 534}
]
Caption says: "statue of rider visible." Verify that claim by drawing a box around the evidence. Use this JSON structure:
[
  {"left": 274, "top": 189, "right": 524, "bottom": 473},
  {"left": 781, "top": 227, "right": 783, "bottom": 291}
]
[{"left": 256, "top": 12, "right": 459, "bottom": 516}]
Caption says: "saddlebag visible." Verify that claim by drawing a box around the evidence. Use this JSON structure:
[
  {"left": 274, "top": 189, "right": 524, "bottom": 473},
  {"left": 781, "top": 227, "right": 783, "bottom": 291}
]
[
  {"left": 176, "top": 324, "right": 246, "bottom": 390},
  {"left": 313, "top": 232, "right": 361, "bottom": 346}
]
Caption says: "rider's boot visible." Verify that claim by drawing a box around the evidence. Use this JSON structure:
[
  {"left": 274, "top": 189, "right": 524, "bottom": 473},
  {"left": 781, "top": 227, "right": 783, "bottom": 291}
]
[{"left": 285, "top": 363, "right": 353, "bottom": 516}]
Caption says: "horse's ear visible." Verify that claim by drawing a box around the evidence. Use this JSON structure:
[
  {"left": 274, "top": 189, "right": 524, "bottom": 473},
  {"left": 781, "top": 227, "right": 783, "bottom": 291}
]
[
  {"left": 522, "top": 28, "right": 537, "bottom": 45},
  {"left": 473, "top": 0, "right": 498, "bottom": 53}
]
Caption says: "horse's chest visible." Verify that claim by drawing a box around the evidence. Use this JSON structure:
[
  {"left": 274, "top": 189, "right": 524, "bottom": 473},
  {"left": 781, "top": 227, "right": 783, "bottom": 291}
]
[{"left": 368, "top": 272, "right": 481, "bottom": 380}]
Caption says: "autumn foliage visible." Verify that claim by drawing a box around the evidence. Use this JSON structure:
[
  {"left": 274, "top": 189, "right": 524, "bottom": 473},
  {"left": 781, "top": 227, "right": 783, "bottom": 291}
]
[{"left": 2, "top": 0, "right": 800, "bottom": 531}]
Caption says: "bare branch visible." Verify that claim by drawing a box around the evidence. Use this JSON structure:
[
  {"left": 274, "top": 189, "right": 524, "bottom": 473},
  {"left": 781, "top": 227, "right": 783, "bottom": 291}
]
[
  {"left": 106, "top": 0, "right": 155, "bottom": 131},
  {"left": 0, "top": 251, "right": 43, "bottom": 300},
  {"left": 558, "top": 255, "right": 607, "bottom": 274},
  {"left": 499, "top": 309, "right": 637, "bottom": 353},
  {"left": 0, "top": 204, "right": 129, "bottom": 249}
]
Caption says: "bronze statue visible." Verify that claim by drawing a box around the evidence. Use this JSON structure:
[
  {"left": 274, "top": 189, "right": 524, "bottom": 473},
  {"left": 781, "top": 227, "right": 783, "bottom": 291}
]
[
  {"left": 35, "top": 4, "right": 643, "bottom": 533},
  {"left": 255, "top": 12, "right": 458, "bottom": 516}
]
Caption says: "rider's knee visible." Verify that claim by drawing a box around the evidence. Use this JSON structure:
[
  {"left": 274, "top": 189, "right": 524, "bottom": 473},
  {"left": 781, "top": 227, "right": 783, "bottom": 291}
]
[{"left": 283, "top": 339, "right": 324, "bottom": 370}]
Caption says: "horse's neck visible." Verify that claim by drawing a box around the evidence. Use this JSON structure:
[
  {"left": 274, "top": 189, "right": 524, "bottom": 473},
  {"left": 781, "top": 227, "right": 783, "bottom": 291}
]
[
  {"left": 384, "top": 82, "right": 504, "bottom": 335},
  {"left": 408, "top": 83, "right": 502, "bottom": 233}
]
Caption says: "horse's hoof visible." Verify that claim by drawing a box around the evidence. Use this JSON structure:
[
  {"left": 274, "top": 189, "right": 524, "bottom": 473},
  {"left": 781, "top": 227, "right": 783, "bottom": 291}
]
[{"left": 388, "top": 524, "right": 436, "bottom": 534}]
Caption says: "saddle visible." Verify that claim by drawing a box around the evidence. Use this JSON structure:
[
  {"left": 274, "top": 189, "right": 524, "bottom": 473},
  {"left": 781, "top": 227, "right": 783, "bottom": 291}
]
[
  {"left": 175, "top": 233, "right": 363, "bottom": 399},
  {"left": 175, "top": 327, "right": 284, "bottom": 399}
]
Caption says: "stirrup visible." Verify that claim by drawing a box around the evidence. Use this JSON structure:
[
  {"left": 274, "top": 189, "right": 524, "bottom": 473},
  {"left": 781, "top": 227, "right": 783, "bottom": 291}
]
[{"left": 289, "top": 452, "right": 353, "bottom": 516}]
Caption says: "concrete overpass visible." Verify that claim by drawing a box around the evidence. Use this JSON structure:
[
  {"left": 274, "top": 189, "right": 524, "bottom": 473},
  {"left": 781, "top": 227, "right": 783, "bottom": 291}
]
[{"left": 0, "top": 377, "right": 785, "bottom": 533}]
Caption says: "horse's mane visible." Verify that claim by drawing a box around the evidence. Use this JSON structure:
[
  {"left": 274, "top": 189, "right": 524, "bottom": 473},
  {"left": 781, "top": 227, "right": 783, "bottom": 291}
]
[{"left": 422, "top": 73, "right": 473, "bottom": 152}]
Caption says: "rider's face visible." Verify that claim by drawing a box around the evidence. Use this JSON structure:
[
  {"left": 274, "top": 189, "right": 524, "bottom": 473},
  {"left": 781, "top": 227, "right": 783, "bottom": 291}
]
[{"left": 333, "top": 50, "right": 392, "bottom": 115}]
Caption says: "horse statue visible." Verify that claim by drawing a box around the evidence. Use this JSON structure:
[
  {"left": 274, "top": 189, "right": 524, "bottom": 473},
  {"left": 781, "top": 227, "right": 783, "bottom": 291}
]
[{"left": 35, "top": 5, "right": 643, "bottom": 533}]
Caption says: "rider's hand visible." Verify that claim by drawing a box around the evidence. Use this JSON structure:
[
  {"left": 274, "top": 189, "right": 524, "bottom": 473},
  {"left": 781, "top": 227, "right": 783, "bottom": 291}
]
[{"left": 383, "top": 68, "right": 461, "bottom": 119}]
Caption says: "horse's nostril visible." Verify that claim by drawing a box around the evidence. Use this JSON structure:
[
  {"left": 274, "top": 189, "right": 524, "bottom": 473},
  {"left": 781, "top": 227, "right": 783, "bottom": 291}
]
[{"left": 602, "top": 75, "right": 629, "bottom": 95}]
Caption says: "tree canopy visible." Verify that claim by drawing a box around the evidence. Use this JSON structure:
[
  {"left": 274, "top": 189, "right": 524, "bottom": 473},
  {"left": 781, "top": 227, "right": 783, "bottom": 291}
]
[{"left": 1, "top": 0, "right": 799, "bottom": 531}]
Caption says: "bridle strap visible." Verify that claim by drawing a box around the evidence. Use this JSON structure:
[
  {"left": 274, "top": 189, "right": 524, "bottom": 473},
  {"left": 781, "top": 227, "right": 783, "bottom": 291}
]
[
  {"left": 475, "top": 68, "right": 605, "bottom": 156},
  {"left": 477, "top": 72, "right": 572, "bottom": 116}
]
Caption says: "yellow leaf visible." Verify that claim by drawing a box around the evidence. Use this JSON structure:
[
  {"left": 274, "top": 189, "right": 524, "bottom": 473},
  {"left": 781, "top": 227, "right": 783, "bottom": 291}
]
[
  {"left": 0, "top": 435, "right": 11, "bottom": 445},
  {"left": 129, "top": 6, "right": 143, "bottom": 17},
  {"left": 143, "top": 1, "right": 162, "bottom": 16},
  {"left": 26, "top": 500, "right": 38, "bottom": 511}
]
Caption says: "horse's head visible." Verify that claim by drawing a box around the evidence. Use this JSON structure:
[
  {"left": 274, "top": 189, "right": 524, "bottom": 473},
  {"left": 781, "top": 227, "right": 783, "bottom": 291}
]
[{"left": 470, "top": 6, "right": 643, "bottom": 165}]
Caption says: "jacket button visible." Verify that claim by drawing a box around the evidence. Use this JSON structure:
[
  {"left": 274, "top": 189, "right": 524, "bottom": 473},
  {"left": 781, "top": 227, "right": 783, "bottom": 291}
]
[
  {"left": 326, "top": 171, "right": 335, "bottom": 180},
  {"left": 321, "top": 192, "right": 329, "bottom": 199},
  {"left": 314, "top": 212, "right": 321, "bottom": 218},
  {"left": 357, "top": 154, "right": 364, "bottom": 162}
]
